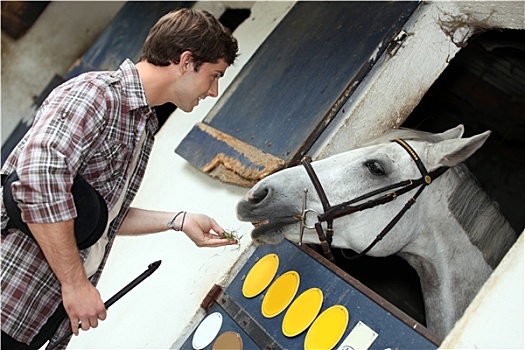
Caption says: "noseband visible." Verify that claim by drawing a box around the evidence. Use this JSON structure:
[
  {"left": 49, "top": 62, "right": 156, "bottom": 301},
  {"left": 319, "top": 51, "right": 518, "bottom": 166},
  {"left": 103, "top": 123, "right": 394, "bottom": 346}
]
[{"left": 297, "top": 138, "right": 449, "bottom": 262}]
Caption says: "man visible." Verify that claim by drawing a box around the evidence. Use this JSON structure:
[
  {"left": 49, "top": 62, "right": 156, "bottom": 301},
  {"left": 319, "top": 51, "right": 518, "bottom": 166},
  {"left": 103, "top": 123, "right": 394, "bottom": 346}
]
[{"left": 1, "top": 8, "right": 239, "bottom": 350}]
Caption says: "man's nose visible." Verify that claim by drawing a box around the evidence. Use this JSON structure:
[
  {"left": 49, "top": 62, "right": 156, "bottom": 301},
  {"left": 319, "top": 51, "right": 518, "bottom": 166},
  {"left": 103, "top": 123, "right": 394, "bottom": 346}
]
[{"left": 208, "top": 81, "right": 219, "bottom": 98}]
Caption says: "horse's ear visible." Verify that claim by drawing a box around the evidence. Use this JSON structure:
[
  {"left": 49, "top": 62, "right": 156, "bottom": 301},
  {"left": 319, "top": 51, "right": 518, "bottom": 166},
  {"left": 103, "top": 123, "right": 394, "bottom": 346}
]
[
  {"left": 435, "top": 124, "right": 464, "bottom": 140},
  {"left": 429, "top": 130, "right": 491, "bottom": 167}
]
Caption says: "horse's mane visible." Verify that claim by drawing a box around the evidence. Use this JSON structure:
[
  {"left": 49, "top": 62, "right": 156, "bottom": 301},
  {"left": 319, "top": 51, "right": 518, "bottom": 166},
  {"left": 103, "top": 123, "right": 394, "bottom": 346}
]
[
  {"left": 448, "top": 177, "right": 516, "bottom": 268},
  {"left": 364, "top": 127, "right": 517, "bottom": 268}
]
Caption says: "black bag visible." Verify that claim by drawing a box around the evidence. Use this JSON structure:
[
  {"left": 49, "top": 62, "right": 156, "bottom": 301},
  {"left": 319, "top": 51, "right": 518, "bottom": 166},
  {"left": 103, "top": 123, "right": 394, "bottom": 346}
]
[{"left": 2, "top": 172, "right": 108, "bottom": 249}]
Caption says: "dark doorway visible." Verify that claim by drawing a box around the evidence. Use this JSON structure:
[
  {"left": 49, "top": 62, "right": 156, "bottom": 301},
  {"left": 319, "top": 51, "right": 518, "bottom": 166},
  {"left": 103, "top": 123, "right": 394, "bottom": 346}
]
[{"left": 403, "top": 29, "right": 525, "bottom": 235}]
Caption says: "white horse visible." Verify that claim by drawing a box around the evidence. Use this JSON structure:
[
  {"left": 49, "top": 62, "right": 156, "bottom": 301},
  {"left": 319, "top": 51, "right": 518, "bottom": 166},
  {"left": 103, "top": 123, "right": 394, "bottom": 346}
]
[{"left": 236, "top": 125, "right": 517, "bottom": 340}]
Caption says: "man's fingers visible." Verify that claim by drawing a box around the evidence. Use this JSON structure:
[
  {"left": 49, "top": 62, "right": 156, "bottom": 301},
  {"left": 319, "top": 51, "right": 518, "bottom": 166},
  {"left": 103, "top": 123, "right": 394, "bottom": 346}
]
[
  {"left": 80, "top": 318, "right": 91, "bottom": 331},
  {"left": 70, "top": 312, "right": 106, "bottom": 335},
  {"left": 98, "top": 311, "right": 107, "bottom": 321},
  {"left": 89, "top": 317, "right": 99, "bottom": 329},
  {"left": 211, "top": 221, "right": 224, "bottom": 236},
  {"left": 70, "top": 318, "right": 80, "bottom": 336},
  {"left": 204, "top": 237, "right": 238, "bottom": 247}
]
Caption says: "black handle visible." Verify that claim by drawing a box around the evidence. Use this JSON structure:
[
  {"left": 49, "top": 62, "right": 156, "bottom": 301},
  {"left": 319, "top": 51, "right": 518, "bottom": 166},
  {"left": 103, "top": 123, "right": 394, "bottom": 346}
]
[
  {"left": 104, "top": 260, "right": 161, "bottom": 309},
  {"left": 47, "top": 260, "right": 162, "bottom": 350}
]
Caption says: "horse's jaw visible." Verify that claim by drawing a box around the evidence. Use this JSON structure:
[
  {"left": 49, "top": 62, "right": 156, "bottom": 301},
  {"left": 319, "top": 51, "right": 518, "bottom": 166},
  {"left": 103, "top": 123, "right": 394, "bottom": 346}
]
[
  {"left": 249, "top": 217, "right": 299, "bottom": 244},
  {"left": 251, "top": 228, "right": 285, "bottom": 245}
]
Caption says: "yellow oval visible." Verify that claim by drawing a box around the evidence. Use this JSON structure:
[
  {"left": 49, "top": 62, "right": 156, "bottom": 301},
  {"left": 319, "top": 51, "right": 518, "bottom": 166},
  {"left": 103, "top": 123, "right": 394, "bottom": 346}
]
[
  {"left": 242, "top": 254, "right": 279, "bottom": 298},
  {"left": 282, "top": 288, "right": 323, "bottom": 337},
  {"left": 304, "top": 305, "right": 349, "bottom": 350},
  {"left": 261, "top": 270, "right": 300, "bottom": 318}
]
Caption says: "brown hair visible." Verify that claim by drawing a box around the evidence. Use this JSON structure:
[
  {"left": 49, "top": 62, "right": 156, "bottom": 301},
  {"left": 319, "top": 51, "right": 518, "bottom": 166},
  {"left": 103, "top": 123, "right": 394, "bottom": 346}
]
[{"left": 140, "top": 8, "right": 239, "bottom": 70}]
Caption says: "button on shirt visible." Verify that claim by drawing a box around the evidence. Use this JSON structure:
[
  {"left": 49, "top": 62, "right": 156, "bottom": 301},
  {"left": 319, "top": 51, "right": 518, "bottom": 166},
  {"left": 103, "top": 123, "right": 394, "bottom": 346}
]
[{"left": 1, "top": 59, "right": 158, "bottom": 345}]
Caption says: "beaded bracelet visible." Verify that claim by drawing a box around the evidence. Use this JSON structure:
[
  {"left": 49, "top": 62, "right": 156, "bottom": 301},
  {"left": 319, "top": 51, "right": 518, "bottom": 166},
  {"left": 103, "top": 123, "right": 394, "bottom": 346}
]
[{"left": 167, "top": 211, "right": 186, "bottom": 231}]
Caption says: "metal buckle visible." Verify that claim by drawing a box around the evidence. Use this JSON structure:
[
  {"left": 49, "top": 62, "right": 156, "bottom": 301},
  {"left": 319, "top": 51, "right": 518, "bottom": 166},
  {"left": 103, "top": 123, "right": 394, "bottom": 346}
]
[{"left": 297, "top": 188, "right": 321, "bottom": 245}]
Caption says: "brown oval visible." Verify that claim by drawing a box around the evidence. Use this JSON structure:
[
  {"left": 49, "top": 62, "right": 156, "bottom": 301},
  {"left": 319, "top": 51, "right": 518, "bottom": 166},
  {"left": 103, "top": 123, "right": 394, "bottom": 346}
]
[{"left": 212, "top": 331, "right": 243, "bottom": 350}]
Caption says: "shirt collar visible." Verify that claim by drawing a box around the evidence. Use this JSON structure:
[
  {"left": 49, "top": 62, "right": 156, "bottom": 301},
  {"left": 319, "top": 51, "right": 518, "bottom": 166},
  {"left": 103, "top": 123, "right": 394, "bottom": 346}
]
[{"left": 118, "top": 59, "right": 150, "bottom": 113}]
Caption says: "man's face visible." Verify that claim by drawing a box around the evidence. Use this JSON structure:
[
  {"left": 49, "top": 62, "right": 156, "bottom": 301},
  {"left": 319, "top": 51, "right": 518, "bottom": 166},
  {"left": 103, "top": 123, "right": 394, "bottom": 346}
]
[{"left": 171, "top": 59, "right": 228, "bottom": 112}]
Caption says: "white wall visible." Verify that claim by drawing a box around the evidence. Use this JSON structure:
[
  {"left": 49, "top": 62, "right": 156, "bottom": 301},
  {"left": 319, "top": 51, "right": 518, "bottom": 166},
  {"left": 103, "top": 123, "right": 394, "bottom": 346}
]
[{"left": 1, "top": 1, "right": 522, "bottom": 349}]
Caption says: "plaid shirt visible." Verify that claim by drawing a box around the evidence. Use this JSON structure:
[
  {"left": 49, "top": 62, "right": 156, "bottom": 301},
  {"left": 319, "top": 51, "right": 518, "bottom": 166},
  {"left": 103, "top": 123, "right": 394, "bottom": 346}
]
[{"left": 1, "top": 59, "right": 158, "bottom": 347}]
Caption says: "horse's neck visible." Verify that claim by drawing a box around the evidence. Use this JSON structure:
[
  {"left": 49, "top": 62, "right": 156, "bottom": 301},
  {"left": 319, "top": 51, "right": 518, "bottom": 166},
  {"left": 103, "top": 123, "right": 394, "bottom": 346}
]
[{"left": 398, "top": 219, "right": 493, "bottom": 340}]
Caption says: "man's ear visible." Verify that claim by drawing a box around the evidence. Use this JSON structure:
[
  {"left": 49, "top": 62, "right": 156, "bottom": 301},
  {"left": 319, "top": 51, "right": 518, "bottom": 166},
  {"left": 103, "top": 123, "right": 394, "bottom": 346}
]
[{"left": 179, "top": 51, "right": 193, "bottom": 73}]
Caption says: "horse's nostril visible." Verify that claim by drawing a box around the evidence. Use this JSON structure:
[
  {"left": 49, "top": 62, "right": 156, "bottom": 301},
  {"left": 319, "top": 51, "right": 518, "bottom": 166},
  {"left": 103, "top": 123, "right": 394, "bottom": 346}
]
[{"left": 249, "top": 187, "right": 269, "bottom": 205}]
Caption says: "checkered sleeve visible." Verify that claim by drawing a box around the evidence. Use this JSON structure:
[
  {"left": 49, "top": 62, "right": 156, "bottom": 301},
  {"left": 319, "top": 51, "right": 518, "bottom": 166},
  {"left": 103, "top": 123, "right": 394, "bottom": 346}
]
[{"left": 13, "top": 80, "right": 108, "bottom": 225}]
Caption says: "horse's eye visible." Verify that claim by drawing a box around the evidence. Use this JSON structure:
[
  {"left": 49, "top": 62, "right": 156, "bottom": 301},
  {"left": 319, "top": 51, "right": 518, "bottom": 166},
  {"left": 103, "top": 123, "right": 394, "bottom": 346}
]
[{"left": 365, "top": 160, "right": 386, "bottom": 176}]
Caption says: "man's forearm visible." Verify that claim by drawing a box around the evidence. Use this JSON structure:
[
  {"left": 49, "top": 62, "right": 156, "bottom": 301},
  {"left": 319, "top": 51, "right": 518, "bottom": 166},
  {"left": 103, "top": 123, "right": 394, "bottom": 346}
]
[
  {"left": 27, "top": 220, "right": 88, "bottom": 286},
  {"left": 118, "top": 208, "right": 235, "bottom": 248},
  {"left": 117, "top": 208, "right": 177, "bottom": 235}
]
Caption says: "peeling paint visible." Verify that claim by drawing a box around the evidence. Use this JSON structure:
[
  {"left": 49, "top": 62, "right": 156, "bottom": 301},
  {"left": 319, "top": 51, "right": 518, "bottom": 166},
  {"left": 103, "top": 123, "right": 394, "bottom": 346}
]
[
  {"left": 370, "top": 41, "right": 384, "bottom": 62},
  {"left": 197, "top": 123, "right": 285, "bottom": 187}
]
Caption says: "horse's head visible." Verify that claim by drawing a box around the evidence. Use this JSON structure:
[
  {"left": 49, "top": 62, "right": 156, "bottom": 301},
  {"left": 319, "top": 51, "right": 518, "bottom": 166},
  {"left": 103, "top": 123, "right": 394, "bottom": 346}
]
[{"left": 236, "top": 125, "right": 491, "bottom": 257}]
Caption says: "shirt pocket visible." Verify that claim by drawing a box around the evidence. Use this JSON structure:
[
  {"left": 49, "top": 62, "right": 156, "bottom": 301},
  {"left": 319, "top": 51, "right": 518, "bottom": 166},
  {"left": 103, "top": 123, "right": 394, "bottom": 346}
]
[{"left": 89, "top": 141, "right": 130, "bottom": 190}]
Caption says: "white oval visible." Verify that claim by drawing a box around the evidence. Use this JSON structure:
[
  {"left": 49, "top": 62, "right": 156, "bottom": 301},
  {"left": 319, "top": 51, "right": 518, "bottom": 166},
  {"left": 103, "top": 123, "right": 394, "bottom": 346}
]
[{"left": 192, "top": 312, "right": 223, "bottom": 349}]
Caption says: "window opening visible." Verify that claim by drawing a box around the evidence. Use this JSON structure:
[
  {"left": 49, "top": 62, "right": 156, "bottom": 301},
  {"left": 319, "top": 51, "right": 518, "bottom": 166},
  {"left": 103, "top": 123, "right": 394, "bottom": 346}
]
[{"left": 326, "top": 28, "right": 525, "bottom": 331}]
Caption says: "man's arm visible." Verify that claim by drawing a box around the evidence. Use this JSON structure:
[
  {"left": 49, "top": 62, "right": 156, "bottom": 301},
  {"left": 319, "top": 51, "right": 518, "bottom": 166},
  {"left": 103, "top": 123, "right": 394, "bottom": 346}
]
[
  {"left": 27, "top": 220, "right": 107, "bottom": 335},
  {"left": 117, "top": 208, "right": 237, "bottom": 247}
]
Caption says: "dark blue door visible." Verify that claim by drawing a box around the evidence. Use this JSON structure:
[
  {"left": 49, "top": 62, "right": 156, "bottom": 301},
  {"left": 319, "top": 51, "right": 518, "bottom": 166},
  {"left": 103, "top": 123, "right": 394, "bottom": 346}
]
[{"left": 175, "top": 1, "right": 419, "bottom": 187}]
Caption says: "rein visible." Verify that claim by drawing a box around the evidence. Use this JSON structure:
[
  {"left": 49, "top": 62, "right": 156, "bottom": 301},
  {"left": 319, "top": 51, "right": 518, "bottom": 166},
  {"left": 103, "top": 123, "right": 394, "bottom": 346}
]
[{"left": 297, "top": 138, "right": 448, "bottom": 262}]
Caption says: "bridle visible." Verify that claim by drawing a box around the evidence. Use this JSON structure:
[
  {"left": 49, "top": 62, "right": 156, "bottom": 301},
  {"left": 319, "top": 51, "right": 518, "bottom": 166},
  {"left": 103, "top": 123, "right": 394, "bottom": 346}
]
[{"left": 296, "top": 138, "right": 449, "bottom": 262}]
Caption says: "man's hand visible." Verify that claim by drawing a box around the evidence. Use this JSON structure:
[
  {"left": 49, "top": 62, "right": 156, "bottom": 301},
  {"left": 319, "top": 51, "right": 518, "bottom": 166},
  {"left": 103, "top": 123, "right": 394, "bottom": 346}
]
[
  {"left": 181, "top": 213, "right": 238, "bottom": 247},
  {"left": 62, "top": 279, "right": 106, "bottom": 335}
]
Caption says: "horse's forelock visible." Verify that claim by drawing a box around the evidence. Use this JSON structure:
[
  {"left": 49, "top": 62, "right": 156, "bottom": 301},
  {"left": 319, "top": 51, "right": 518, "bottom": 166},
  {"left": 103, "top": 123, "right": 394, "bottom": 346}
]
[{"left": 362, "top": 128, "right": 443, "bottom": 147}]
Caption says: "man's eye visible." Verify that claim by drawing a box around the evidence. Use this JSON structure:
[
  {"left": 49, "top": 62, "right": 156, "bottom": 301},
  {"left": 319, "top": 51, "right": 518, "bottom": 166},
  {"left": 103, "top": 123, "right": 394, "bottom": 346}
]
[{"left": 365, "top": 160, "right": 386, "bottom": 176}]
